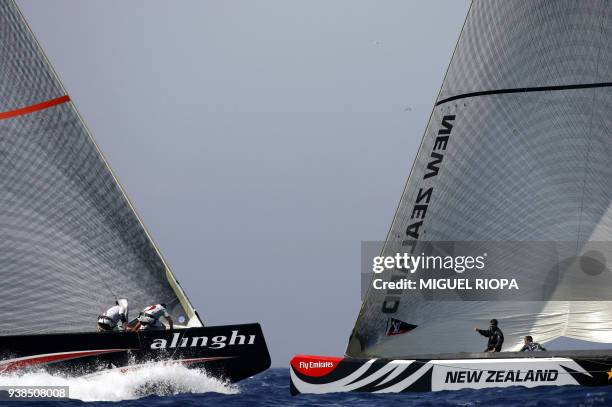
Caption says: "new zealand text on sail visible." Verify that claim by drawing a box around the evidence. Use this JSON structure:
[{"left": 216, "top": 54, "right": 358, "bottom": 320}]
[{"left": 382, "top": 115, "right": 455, "bottom": 314}]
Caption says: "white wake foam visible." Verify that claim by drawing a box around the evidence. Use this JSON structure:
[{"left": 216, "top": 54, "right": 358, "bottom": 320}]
[{"left": 0, "top": 362, "right": 237, "bottom": 402}]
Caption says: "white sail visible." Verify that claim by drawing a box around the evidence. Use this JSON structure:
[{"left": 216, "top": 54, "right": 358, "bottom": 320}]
[{"left": 349, "top": 0, "right": 612, "bottom": 358}]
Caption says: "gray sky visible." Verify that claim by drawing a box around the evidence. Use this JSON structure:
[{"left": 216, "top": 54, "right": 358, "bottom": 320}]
[{"left": 18, "top": 0, "right": 470, "bottom": 366}]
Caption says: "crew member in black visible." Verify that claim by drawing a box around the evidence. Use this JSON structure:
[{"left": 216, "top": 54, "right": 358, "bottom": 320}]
[{"left": 474, "top": 319, "right": 504, "bottom": 352}]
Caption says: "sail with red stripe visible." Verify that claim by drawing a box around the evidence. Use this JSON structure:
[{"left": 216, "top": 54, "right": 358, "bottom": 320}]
[{"left": 0, "top": 0, "right": 201, "bottom": 335}]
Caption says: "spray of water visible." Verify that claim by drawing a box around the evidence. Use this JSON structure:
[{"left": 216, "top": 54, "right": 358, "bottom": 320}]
[{"left": 0, "top": 361, "right": 238, "bottom": 402}]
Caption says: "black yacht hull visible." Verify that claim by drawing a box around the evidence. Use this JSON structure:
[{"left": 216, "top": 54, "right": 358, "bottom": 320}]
[
  {"left": 290, "top": 352, "right": 612, "bottom": 394},
  {"left": 0, "top": 323, "right": 270, "bottom": 382}
]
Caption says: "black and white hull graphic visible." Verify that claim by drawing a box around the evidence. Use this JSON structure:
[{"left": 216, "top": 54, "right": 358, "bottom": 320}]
[
  {"left": 290, "top": 353, "right": 612, "bottom": 394},
  {"left": 0, "top": 324, "right": 270, "bottom": 383}
]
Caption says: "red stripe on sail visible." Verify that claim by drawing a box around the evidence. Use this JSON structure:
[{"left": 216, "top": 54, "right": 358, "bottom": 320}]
[{"left": 0, "top": 95, "right": 70, "bottom": 120}]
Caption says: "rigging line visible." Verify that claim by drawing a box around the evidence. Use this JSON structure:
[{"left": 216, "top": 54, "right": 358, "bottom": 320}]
[
  {"left": 99, "top": 273, "right": 117, "bottom": 301},
  {"left": 0, "top": 95, "right": 70, "bottom": 120},
  {"left": 435, "top": 81, "right": 612, "bottom": 106},
  {"left": 169, "top": 329, "right": 187, "bottom": 359}
]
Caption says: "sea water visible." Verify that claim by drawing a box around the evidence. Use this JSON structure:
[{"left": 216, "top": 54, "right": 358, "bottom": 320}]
[{"left": 1, "top": 367, "right": 611, "bottom": 406}]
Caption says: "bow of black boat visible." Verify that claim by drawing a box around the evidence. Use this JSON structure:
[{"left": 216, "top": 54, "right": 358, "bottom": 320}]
[{"left": 0, "top": 323, "right": 270, "bottom": 383}]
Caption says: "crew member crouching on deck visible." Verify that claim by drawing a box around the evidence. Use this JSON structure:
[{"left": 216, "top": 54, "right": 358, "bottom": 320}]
[
  {"left": 128, "top": 303, "right": 174, "bottom": 331},
  {"left": 97, "top": 299, "right": 129, "bottom": 331}
]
